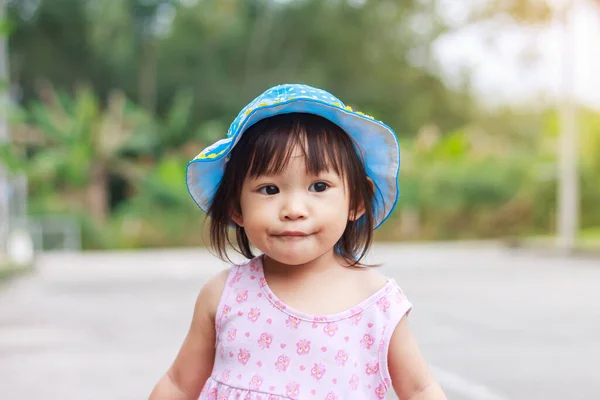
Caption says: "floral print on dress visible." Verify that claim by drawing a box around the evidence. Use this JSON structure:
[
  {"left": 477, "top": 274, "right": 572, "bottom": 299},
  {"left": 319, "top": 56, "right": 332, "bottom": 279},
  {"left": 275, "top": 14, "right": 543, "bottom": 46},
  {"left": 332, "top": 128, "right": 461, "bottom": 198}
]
[
  {"left": 198, "top": 257, "right": 413, "bottom": 400},
  {"left": 274, "top": 300, "right": 286, "bottom": 310},
  {"left": 229, "top": 270, "right": 242, "bottom": 287},
  {"left": 286, "top": 382, "right": 300, "bottom": 399},
  {"left": 222, "top": 305, "right": 232, "bottom": 317},
  {"left": 236, "top": 290, "right": 249, "bottom": 303},
  {"left": 286, "top": 316, "right": 300, "bottom": 329},
  {"left": 365, "top": 361, "right": 380, "bottom": 375},
  {"left": 377, "top": 296, "right": 391, "bottom": 312},
  {"left": 296, "top": 339, "right": 311, "bottom": 355},
  {"left": 221, "top": 369, "right": 230, "bottom": 382},
  {"left": 248, "top": 307, "right": 261, "bottom": 322},
  {"left": 323, "top": 322, "right": 338, "bottom": 337},
  {"left": 334, "top": 350, "right": 348, "bottom": 366},
  {"left": 249, "top": 375, "right": 263, "bottom": 390},
  {"left": 350, "top": 311, "right": 363, "bottom": 325},
  {"left": 238, "top": 349, "right": 251, "bottom": 365},
  {"left": 375, "top": 383, "right": 387, "bottom": 399},
  {"left": 310, "top": 363, "right": 327, "bottom": 381},
  {"left": 275, "top": 355, "right": 290, "bottom": 372},
  {"left": 207, "top": 387, "right": 218, "bottom": 400},
  {"left": 360, "top": 333, "right": 375, "bottom": 350},
  {"left": 310, "top": 362, "right": 326, "bottom": 381},
  {"left": 257, "top": 332, "right": 273, "bottom": 349},
  {"left": 227, "top": 328, "right": 237, "bottom": 342}
]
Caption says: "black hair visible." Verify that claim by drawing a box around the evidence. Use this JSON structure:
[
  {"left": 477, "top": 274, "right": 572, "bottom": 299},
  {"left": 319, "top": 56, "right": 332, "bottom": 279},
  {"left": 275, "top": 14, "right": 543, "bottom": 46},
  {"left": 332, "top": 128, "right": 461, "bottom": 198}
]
[{"left": 207, "top": 113, "right": 377, "bottom": 266}]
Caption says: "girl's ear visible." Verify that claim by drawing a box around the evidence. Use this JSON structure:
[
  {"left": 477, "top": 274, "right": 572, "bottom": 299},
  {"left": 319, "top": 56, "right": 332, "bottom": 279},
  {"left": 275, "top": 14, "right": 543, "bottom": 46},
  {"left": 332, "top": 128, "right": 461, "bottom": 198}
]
[
  {"left": 349, "top": 177, "right": 374, "bottom": 221},
  {"left": 231, "top": 210, "right": 244, "bottom": 227},
  {"left": 349, "top": 206, "right": 364, "bottom": 222}
]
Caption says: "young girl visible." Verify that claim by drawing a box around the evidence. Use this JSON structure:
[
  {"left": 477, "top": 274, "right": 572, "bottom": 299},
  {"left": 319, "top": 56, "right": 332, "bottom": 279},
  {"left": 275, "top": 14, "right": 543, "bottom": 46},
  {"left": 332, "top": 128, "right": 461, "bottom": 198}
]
[{"left": 150, "top": 84, "right": 446, "bottom": 400}]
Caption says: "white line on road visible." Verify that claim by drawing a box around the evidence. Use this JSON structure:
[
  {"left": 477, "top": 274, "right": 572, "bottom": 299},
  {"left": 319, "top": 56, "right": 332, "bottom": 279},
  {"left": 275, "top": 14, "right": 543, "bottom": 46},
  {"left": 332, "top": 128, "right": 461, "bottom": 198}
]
[{"left": 431, "top": 365, "right": 512, "bottom": 400}]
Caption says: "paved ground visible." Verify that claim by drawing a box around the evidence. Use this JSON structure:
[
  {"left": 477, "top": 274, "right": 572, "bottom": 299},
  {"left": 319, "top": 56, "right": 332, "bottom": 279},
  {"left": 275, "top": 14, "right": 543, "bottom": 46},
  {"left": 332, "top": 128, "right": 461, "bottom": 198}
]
[{"left": 0, "top": 243, "right": 598, "bottom": 400}]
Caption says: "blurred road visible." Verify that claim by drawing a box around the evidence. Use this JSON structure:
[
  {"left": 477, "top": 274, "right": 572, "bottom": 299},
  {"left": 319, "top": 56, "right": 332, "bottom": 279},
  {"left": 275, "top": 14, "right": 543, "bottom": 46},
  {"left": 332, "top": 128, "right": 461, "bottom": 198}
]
[{"left": 0, "top": 244, "right": 598, "bottom": 400}]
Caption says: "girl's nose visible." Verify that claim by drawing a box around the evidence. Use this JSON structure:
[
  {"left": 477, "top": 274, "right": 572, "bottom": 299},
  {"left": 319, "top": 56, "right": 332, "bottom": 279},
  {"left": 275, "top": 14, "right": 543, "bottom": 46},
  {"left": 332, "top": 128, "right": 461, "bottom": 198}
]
[{"left": 280, "top": 196, "right": 308, "bottom": 221}]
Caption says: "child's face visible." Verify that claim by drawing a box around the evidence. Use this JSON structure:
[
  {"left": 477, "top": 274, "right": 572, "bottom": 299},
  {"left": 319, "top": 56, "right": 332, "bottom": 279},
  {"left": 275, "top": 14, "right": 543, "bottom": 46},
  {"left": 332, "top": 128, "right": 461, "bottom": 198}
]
[{"left": 233, "top": 146, "right": 351, "bottom": 266}]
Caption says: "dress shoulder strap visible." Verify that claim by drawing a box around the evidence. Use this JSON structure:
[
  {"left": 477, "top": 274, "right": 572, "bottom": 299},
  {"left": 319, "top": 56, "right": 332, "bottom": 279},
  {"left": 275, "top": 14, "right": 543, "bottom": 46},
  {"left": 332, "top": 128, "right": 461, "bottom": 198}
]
[
  {"left": 213, "top": 263, "right": 243, "bottom": 344},
  {"left": 213, "top": 257, "right": 261, "bottom": 344},
  {"left": 375, "top": 280, "right": 413, "bottom": 389}
]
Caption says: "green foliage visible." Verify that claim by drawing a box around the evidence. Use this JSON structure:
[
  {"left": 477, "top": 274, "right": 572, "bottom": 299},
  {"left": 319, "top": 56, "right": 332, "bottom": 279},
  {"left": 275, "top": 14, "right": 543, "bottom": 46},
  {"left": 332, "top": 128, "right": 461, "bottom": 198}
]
[
  {"left": 379, "top": 107, "right": 600, "bottom": 242},
  {"left": 5, "top": 88, "right": 600, "bottom": 248},
  {"left": 2, "top": 0, "right": 599, "bottom": 248},
  {"left": 0, "top": 141, "right": 24, "bottom": 171},
  {"left": 389, "top": 127, "right": 536, "bottom": 240},
  {"left": 7, "top": 0, "right": 475, "bottom": 135},
  {"left": 127, "top": 156, "right": 191, "bottom": 213},
  {"left": 25, "top": 86, "right": 147, "bottom": 181},
  {"left": 580, "top": 110, "right": 600, "bottom": 228}
]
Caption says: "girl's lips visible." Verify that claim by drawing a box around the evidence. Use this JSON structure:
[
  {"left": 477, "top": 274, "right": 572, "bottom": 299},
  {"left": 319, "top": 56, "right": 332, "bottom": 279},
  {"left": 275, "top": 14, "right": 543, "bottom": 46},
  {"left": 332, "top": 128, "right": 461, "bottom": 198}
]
[{"left": 277, "top": 231, "right": 309, "bottom": 236}]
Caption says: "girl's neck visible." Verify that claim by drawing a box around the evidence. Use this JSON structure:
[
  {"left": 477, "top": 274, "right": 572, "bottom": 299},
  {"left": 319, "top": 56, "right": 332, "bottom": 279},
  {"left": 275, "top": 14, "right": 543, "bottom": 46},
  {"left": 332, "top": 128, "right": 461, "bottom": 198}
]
[{"left": 262, "top": 250, "right": 345, "bottom": 280}]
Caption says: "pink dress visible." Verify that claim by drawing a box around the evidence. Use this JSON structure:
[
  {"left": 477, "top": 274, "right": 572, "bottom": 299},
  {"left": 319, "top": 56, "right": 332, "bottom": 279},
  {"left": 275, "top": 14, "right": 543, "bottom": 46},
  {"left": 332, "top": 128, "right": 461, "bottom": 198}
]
[{"left": 199, "top": 256, "right": 412, "bottom": 400}]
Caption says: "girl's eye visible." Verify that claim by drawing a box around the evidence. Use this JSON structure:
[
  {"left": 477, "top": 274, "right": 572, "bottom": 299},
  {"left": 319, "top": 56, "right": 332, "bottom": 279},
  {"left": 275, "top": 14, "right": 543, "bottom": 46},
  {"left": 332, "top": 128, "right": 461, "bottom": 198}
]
[
  {"left": 309, "top": 182, "right": 328, "bottom": 192},
  {"left": 259, "top": 185, "right": 279, "bottom": 195}
]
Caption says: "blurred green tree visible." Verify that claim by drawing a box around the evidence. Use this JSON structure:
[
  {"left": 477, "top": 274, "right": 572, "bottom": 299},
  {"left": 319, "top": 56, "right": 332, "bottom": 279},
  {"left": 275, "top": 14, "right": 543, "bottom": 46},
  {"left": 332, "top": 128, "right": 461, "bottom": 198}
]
[
  {"left": 4, "top": 85, "right": 149, "bottom": 223},
  {"left": 8, "top": 0, "right": 555, "bottom": 137}
]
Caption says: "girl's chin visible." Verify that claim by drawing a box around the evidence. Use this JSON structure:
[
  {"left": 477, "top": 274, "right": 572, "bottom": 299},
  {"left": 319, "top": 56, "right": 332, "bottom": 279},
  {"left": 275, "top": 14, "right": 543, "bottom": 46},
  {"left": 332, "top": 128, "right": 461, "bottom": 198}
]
[
  {"left": 263, "top": 248, "right": 333, "bottom": 267},
  {"left": 265, "top": 254, "right": 316, "bottom": 266}
]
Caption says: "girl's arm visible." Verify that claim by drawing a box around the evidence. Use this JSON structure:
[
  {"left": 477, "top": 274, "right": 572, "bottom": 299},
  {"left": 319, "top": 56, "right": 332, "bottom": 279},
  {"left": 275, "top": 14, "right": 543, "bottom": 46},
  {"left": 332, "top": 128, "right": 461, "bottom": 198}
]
[
  {"left": 388, "top": 317, "right": 447, "bottom": 400},
  {"left": 149, "top": 270, "right": 229, "bottom": 400}
]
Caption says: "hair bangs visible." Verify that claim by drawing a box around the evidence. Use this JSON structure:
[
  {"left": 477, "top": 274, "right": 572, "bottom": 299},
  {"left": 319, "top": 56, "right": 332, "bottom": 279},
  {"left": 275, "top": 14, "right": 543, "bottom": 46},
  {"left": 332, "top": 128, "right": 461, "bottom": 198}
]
[
  {"left": 208, "top": 112, "right": 376, "bottom": 266},
  {"left": 245, "top": 114, "right": 350, "bottom": 180}
]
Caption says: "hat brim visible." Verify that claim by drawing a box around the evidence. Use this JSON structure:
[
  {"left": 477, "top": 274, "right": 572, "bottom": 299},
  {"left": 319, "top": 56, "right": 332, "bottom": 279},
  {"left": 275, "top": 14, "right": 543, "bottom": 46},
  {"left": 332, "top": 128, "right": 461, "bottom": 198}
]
[{"left": 186, "top": 98, "right": 400, "bottom": 229}]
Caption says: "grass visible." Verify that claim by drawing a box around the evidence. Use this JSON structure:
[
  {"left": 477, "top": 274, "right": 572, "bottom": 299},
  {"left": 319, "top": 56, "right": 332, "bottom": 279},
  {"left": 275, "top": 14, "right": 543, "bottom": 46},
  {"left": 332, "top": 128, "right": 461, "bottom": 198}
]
[{"left": 579, "top": 227, "right": 600, "bottom": 251}]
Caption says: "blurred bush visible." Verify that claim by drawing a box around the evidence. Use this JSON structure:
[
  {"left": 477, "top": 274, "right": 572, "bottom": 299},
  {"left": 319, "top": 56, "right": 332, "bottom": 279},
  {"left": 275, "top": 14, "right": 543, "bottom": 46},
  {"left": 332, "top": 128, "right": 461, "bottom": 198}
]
[
  {"left": 376, "top": 110, "right": 600, "bottom": 242},
  {"left": 2, "top": 0, "right": 598, "bottom": 249},
  {"left": 4, "top": 87, "right": 599, "bottom": 248}
]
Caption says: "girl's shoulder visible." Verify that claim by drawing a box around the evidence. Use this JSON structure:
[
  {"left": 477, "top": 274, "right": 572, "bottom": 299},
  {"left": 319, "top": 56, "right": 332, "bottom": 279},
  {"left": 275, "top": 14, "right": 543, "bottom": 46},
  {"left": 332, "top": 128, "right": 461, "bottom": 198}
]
[
  {"left": 348, "top": 265, "right": 396, "bottom": 301},
  {"left": 357, "top": 266, "right": 389, "bottom": 290},
  {"left": 195, "top": 268, "right": 230, "bottom": 321},
  {"left": 197, "top": 258, "right": 255, "bottom": 320}
]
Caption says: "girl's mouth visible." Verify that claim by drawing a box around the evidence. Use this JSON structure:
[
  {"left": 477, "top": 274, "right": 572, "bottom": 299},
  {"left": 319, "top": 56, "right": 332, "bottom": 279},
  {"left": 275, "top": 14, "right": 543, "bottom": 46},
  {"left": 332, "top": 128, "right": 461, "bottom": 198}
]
[{"left": 277, "top": 231, "right": 309, "bottom": 236}]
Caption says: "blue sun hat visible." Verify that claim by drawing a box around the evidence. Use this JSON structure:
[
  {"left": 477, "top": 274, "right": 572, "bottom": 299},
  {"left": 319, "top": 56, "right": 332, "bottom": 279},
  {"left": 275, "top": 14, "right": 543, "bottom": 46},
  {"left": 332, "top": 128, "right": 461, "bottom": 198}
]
[{"left": 186, "top": 83, "right": 400, "bottom": 229}]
